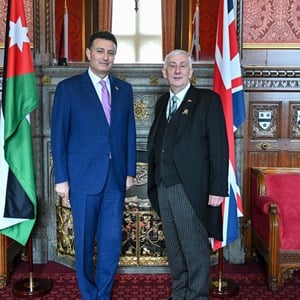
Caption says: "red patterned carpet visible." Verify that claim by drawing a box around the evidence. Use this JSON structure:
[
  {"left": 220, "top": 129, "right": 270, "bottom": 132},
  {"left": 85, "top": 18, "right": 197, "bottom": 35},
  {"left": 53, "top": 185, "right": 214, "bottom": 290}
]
[{"left": 0, "top": 260, "right": 299, "bottom": 299}]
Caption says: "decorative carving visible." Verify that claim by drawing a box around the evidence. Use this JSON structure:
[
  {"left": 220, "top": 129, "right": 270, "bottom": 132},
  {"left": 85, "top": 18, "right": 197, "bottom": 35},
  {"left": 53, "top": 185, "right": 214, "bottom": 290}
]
[
  {"left": 41, "top": 74, "right": 51, "bottom": 85},
  {"left": 245, "top": 69, "right": 300, "bottom": 77},
  {"left": 190, "top": 75, "right": 197, "bottom": 85},
  {"left": 290, "top": 103, "right": 300, "bottom": 138},
  {"left": 34, "top": 0, "right": 40, "bottom": 53},
  {"left": 255, "top": 142, "right": 272, "bottom": 151},
  {"left": 117, "top": 74, "right": 127, "bottom": 81},
  {"left": 244, "top": 78, "right": 300, "bottom": 90},
  {"left": 279, "top": 251, "right": 300, "bottom": 263},
  {"left": 281, "top": 268, "right": 298, "bottom": 284},
  {"left": 56, "top": 204, "right": 75, "bottom": 257},
  {"left": 250, "top": 103, "right": 279, "bottom": 138},
  {"left": 134, "top": 162, "right": 148, "bottom": 185},
  {"left": 121, "top": 210, "right": 167, "bottom": 266},
  {"left": 121, "top": 162, "right": 167, "bottom": 266},
  {"left": 243, "top": 68, "right": 300, "bottom": 90},
  {"left": 134, "top": 100, "right": 149, "bottom": 121},
  {"left": 149, "top": 75, "right": 159, "bottom": 86},
  {"left": 45, "top": 0, "right": 51, "bottom": 54}
]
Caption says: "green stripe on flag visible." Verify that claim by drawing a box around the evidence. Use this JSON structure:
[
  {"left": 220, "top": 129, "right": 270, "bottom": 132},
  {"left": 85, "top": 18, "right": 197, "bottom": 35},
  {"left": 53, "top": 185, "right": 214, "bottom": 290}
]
[{"left": 0, "top": 73, "right": 38, "bottom": 246}]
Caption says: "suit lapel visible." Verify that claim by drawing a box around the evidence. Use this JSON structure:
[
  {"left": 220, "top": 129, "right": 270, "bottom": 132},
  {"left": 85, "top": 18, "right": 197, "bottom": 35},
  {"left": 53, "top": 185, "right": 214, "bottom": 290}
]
[
  {"left": 149, "top": 86, "right": 198, "bottom": 148},
  {"left": 173, "top": 86, "right": 197, "bottom": 142},
  {"left": 82, "top": 71, "right": 102, "bottom": 108},
  {"left": 109, "top": 76, "right": 121, "bottom": 125},
  {"left": 148, "top": 95, "right": 169, "bottom": 148},
  {"left": 109, "top": 76, "right": 119, "bottom": 100},
  {"left": 82, "top": 71, "right": 111, "bottom": 126}
]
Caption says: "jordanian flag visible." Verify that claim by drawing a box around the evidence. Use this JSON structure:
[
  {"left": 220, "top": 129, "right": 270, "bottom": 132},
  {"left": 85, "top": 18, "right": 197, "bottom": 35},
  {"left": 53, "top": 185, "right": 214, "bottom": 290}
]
[{"left": 0, "top": 0, "right": 38, "bottom": 246}]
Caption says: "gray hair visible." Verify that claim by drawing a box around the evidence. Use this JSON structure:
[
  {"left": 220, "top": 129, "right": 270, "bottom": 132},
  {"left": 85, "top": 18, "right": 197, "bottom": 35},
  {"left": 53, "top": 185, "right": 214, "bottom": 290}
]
[{"left": 163, "top": 49, "right": 193, "bottom": 69}]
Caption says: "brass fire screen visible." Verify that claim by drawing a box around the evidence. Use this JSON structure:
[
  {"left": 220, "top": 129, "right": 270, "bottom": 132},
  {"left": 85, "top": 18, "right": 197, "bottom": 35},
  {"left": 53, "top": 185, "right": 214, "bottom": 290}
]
[{"left": 56, "top": 162, "right": 168, "bottom": 266}]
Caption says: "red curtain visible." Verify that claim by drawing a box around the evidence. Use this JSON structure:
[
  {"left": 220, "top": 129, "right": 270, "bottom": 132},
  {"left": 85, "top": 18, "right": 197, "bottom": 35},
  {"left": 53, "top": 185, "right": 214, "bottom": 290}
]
[
  {"left": 192, "top": 0, "right": 219, "bottom": 60},
  {"left": 55, "top": 0, "right": 83, "bottom": 62}
]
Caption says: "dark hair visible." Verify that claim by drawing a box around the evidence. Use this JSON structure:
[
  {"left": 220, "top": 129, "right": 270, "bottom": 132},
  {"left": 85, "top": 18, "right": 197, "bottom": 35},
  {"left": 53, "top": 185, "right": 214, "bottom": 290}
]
[{"left": 87, "top": 31, "right": 118, "bottom": 49}]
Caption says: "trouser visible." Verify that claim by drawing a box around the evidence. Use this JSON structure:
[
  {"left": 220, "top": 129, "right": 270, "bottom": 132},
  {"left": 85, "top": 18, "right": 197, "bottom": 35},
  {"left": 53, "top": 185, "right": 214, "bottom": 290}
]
[{"left": 158, "top": 183, "right": 210, "bottom": 300}]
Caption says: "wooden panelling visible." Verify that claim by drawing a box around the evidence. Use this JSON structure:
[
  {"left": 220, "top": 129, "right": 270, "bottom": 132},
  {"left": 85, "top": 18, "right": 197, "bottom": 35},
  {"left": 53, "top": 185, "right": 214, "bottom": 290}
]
[{"left": 243, "top": 84, "right": 300, "bottom": 256}]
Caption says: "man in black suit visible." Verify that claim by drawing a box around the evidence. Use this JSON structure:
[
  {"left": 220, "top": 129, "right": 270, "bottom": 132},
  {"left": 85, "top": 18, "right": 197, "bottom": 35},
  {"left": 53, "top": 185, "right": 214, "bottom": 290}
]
[{"left": 147, "top": 49, "right": 229, "bottom": 299}]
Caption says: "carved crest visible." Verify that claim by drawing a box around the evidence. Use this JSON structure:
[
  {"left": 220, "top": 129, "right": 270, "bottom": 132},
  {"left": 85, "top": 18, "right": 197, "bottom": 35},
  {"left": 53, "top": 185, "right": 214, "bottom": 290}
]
[
  {"left": 258, "top": 111, "right": 272, "bottom": 131},
  {"left": 297, "top": 110, "right": 300, "bottom": 128}
]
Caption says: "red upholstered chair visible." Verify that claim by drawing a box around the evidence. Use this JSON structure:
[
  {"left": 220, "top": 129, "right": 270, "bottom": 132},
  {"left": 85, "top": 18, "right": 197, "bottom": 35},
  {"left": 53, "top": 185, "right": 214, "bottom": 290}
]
[{"left": 250, "top": 167, "right": 300, "bottom": 291}]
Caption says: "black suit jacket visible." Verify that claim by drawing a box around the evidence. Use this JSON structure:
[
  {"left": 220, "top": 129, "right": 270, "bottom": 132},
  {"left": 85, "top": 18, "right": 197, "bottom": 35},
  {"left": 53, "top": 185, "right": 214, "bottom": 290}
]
[{"left": 147, "top": 85, "right": 229, "bottom": 240}]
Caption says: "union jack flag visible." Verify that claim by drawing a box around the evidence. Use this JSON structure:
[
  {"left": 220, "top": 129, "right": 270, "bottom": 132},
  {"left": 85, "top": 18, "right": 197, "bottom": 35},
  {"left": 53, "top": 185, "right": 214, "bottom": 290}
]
[{"left": 212, "top": 0, "right": 246, "bottom": 251}]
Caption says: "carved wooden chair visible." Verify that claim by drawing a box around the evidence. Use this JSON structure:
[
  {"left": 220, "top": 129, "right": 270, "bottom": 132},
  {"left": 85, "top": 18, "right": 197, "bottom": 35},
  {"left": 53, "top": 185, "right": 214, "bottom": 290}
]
[
  {"left": 0, "top": 235, "right": 22, "bottom": 288},
  {"left": 250, "top": 167, "right": 300, "bottom": 291}
]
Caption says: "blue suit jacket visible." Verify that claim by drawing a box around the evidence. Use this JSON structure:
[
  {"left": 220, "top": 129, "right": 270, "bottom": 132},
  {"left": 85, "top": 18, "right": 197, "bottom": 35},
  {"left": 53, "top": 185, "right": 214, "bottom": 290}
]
[{"left": 51, "top": 70, "right": 136, "bottom": 194}]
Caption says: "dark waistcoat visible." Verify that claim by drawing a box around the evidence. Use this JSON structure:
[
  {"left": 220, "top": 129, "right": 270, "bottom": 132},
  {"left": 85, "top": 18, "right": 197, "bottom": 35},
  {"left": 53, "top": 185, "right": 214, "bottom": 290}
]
[{"left": 153, "top": 112, "right": 181, "bottom": 187}]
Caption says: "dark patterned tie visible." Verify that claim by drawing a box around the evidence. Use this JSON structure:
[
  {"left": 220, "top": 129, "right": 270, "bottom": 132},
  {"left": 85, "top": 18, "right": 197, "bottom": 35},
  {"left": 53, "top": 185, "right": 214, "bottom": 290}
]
[
  {"left": 100, "top": 80, "right": 111, "bottom": 124},
  {"left": 168, "top": 95, "right": 178, "bottom": 121}
]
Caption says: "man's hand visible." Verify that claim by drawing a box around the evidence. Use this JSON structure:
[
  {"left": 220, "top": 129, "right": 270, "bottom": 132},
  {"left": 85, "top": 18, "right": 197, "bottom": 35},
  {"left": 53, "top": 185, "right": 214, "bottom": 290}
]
[
  {"left": 126, "top": 176, "right": 134, "bottom": 190},
  {"left": 55, "top": 181, "right": 70, "bottom": 207},
  {"left": 208, "top": 195, "right": 225, "bottom": 207}
]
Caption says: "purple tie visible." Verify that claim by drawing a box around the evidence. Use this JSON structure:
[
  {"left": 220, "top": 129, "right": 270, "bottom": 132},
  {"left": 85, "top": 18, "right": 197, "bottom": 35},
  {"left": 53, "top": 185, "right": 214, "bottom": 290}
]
[{"left": 100, "top": 80, "right": 111, "bottom": 124}]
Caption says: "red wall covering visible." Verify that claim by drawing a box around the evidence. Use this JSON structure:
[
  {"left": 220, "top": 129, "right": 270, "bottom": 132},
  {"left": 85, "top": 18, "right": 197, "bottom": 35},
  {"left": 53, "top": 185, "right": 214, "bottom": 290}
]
[
  {"left": 243, "top": 0, "right": 300, "bottom": 47},
  {"left": 0, "top": 0, "right": 33, "bottom": 47}
]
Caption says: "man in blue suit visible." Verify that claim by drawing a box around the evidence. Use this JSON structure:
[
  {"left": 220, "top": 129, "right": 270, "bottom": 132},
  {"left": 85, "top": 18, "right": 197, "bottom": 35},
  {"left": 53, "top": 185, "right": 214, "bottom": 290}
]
[{"left": 51, "top": 31, "right": 136, "bottom": 300}]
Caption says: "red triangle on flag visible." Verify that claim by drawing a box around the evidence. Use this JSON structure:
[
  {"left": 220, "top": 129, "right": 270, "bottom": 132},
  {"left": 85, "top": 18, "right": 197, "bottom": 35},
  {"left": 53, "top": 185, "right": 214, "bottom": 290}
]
[{"left": 6, "top": 0, "right": 34, "bottom": 78}]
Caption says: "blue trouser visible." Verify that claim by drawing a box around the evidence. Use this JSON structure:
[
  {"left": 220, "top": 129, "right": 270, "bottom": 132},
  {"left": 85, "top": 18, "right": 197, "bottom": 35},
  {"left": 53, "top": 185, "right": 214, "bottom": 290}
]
[{"left": 70, "top": 165, "right": 125, "bottom": 300}]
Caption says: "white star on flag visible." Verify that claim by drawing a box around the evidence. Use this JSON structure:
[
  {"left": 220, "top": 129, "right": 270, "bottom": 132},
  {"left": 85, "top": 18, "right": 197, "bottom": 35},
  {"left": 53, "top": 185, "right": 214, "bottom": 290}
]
[{"left": 9, "top": 16, "right": 29, "bottom": 51}]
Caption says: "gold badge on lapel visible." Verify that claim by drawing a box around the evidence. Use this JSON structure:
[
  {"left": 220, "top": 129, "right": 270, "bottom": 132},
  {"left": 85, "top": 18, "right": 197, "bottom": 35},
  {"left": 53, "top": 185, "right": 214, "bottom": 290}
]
[{"left": 182, "top": 109, "right": 189, "bottom": 115}]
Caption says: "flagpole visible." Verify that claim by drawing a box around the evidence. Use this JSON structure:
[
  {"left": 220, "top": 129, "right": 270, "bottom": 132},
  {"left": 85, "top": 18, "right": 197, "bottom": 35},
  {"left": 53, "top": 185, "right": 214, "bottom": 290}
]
[
  {"left": 210, "top": 247, "right": 239, "bottom": 296},
  {"left": 2, "top": 1, "right": 51, "bottom": 295},
  {"left": 211, "top": 0, "right": 245, "bottom": 295},
  {"left": 58, "top": 0, "right": 68, "bottom": 66},
  {"left": 63, "top": 0, "right": 68, "bottom": 61},
  {"left": 190, "top": 0, "right": 201, "bottom": 61},
  {"left": 12, "top": 236, "right": 52, "bottom": 297}
]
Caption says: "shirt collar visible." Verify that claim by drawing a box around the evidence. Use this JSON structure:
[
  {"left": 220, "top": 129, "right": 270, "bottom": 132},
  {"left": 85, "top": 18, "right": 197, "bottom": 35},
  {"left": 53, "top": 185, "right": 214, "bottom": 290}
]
[
  {"left": 170, "top": 82, "right": 191, "bottom": 103},
  {"left": 88, "top": 68, "right": 110, "bottom": 87}
]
